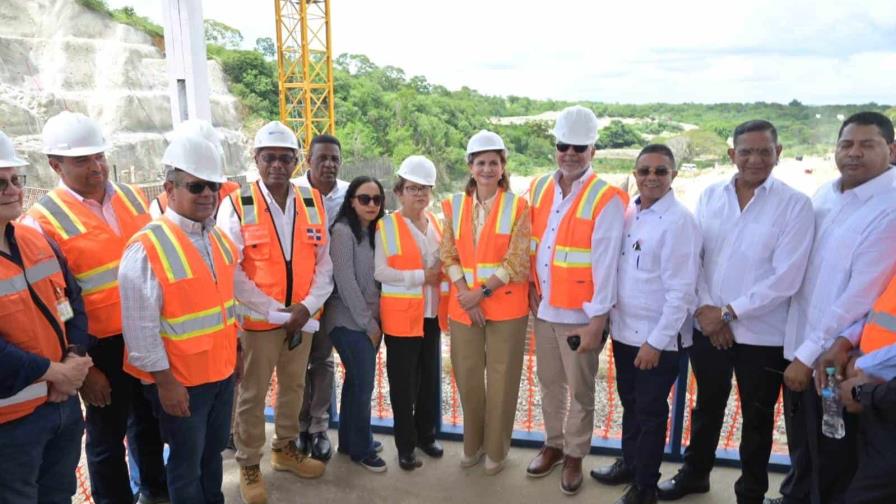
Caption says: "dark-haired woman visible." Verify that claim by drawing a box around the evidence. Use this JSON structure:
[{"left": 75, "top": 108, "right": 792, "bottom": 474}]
[{"left": 322, "top": 176, "right": 387, "bottom": 472}]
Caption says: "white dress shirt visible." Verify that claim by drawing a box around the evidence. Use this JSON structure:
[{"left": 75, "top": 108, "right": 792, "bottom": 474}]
[
  {"left": 21, "top": 180, "right": 122, "bottom": 235},
  {"left": 294, "top": 173, "right": 349, "bottom": 227},
  {"left": 611, "top": 191, "right": 701, "bottom": 351},
  {"left": 534, "top": 167, "right": 625, "bottom": 324},
  {"left": 785, "top": 168, "right": 896, "bottom": 364},
  {"left": 695, "top": 175, "right": 814, "bottom": 346},
  {"left": 216, "top": 181, "right": 334, "bottom": 318},
  {"left": 374, "top": 213, "right": 441, "bottom": 318},
  {"left": 119, "top": 208, "right": 277, "bottom": 373}
]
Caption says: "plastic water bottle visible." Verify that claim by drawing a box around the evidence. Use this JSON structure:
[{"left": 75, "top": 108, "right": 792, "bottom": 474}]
[{"left": 821, "top": 366, "right": 846, "bottom": 439}]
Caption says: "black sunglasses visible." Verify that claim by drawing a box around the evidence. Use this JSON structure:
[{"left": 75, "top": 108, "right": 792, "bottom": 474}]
[
  {"left": 0, "top": 174, "right": 25, "bottom": 193},
  {"left": 635, "top": 167, "right": 671, "bottom": 177},
  {"left": 556, "top": 143, "right": 590, "bottom": 153},
  {"left": 353, "top": 194, "right": 383, "bottom": 207},
  {"left": 183, "top": 181, "right": 222, "bottom": 195},
  {"left": 260, "top": 153, "right": 297, "bottom": 165}
]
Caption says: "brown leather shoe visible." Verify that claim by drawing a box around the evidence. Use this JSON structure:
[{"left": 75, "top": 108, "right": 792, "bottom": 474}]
[
  {"left": 561, "top": 456, "right": 584, "bottom": 495},
  {"left": 526, "top": 445, "right": 564, "bottom": 478}
]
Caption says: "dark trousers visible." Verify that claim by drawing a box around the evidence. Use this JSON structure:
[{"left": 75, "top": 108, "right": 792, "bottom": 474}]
[
  {"left": 613, "top": 340, "right": 681, "bottom": 489},
  {"left": 385, "top": 317, "right": 441, "bottom": 456},
  {"left": 85, "top": 335, "right": 167, "bottom": 504},
  {"left": 330, "top": 326, "right": 377, "bottom": 462},
  {"left": 779, "top": 385, "right": 857, "bottom": 504},
  {"left": 683, "top": 329, "right": 788, "bottom": 504},
  {"left": 145, "top": 375, "right": 234, "bottom": 504},
  {"left": 845, "top": 401, "right": 896, "bottom": 504},
  {"left": 299, "top": 329, "right": 335, "bottom": 434},
  {"left": 0, "top": 396, "right": 83, "bottom": 504}
]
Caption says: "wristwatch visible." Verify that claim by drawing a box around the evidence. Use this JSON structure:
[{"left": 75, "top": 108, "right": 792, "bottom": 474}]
[
  {"left": 481, "top": 285, "right": 493, "bottom": 298},
  {"left": 851, "top": 384, "right": 864, "bottom": 403},
  {"left": 721, "top": 305, "right": 736, "bottom": 324}
]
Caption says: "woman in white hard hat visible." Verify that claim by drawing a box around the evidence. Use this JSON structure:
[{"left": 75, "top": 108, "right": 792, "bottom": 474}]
[
  {"left": 439, "top": 130, "right": 531, "bottom": 475},
  {"left": 374, "top": 155, "right": 449, "bottom": 471}
]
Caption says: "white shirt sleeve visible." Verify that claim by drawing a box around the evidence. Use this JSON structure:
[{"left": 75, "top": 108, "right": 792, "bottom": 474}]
[
  {"left": 373, "top": 227, "right": 425, "bottom": 287},
  {"left": 119, "top": 241, "right": 170, "bottom": 373},
  {"left": 729, "top": 196, "right": 814, "bottom": 319},
  {"left": 693, "top": 189, "right": 714, "bottom": 308},
  {"left": 149, "top": 198, "right": 163, "bottom": 219},
  {"left": 647, "top": 214, "right": 702, "bottom": 350},
  {"left": 582, "top": 196, "right": 625, "bottom": 318}
]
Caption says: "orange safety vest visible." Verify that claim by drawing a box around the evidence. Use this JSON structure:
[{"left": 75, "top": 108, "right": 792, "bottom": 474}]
[
  {"left": 377, "top": 211, "right": 449, "bottom": 336},
  {"left": 123, "top": 217, "right": 238, "bottom": 387},
  {"left": 441, "top": 190, "right": 529, "bottom": 325},
  {"left": 154, "top": 180, "right": 240, "bottom": 216},
  {"left": 859, "top": 275, "right": 896, "bottom": 353},
  {"left": 0, "top": 223, "right": 68, "bottom": 423},
  {"left": 28, "top": 184, "right": 150, "bottom": 338},
  {"left": 528, "top": 172, "right": 628, "bottom": 310},
  {"left": 230, "top": 181, "right": 327, "bottom": 330}
]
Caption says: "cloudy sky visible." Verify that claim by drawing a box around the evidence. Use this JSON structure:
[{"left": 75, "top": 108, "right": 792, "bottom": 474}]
[{"left": 109, "top": 0, "right": 896, "bottom": 105}]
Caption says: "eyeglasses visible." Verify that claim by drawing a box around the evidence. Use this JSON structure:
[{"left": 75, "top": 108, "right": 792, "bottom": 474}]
[
  {"left": 0, "top": 174, "right": 25, "bottom": 194},
  {"left": 182, "top": 181, "right": 222, "bottom": 195},
  {"left": 556, "top": 143, "right": 590, "bottom": 153},
  {"left": 404, "top": 185, "right": 431, "bottom": 195},
  {"left": 260, "top": 153, "right": 297, "bottom": 165},
  {"left": 353, "top": 194, "right": 383, "bottom": 207},
  {"left": 635, "top": 167, "right": 671, "bottom": 177}
]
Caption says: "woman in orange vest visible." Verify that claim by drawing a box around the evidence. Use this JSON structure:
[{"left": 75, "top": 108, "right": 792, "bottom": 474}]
[
  {"left": 374, "top": 156, "right": 448, "bottom": 471},
  {"left": 439, "top": 130, "right": 531, "bottom": 475}
]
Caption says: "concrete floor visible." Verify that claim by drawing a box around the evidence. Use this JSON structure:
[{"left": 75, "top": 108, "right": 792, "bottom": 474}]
[{"left": 222, "top": 426, "right": 784, "bottom": 504}]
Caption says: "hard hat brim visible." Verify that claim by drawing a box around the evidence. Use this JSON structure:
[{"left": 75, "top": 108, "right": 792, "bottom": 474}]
[
  {"left": 172, "top": 167, "right": 228, "bottom": 183},
  {"left": 398, "top": 173, "right": 436, "bottom": 187},
  {"left": 42, "top": 145, "right": 109, "bottom": 157},
  {"left": 0, "top": 157, "right": 28, "bottom": 168}
]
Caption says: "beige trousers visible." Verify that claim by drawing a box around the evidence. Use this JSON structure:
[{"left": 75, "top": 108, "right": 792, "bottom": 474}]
[
  {"left": 234, "top": 328, "right": 313, "bottom": 466},
  {"left": 449, "top": 316, "right": 528, "bottom": 463},
  {"left": 534, "top": 318, "right": 600, "bottom": 458}
]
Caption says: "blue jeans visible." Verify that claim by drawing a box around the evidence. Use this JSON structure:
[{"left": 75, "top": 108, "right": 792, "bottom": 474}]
[
  {"left": 330, "top": 326, "right": 377, "bottom": 462},
  {"left": 145, "top": 375, "right": 234, "bottom": 504},
  {"left": 0, "top": 396, "right": 83, "bottom": 504}
]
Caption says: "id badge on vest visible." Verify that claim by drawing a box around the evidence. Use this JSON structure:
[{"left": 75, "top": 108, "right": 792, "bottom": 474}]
[{"left": 55, "top": 286, "right": 74, "bottom": 322}]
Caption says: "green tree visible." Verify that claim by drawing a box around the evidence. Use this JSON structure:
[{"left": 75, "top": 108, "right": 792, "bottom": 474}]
[
  {"left": 255, "top": 37, "right": 276, "bottom": 60},
  {"left": 204, "top": 19, "right": 243, "bottom": 49},
  {"left": 597, "top": 120, "right": 643, "bottom": 149}
]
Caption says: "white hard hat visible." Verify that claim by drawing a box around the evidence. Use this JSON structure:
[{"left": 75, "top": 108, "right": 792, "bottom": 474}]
[
  {"left": 168, "top": 119, "right": 224, "bottom": 157},
  {"left": 0, "top": 131, "right": 27, "bottom": 168},
  {"left": 397, "top": 155, "right": 437, "bottom": 186},
  {"left": 552, "top": 105, "right": 599, "bottom": 145},
  {"left": 254, "top": 121, "right": 299, "bottom": 152},
  {"left": 466, "top": 129, "right": 506, "bottom": 162},
  {"left": 162, "top": 134, "right": 226, "bottom": 183},
  {"left": 41, "top": 111, "right": 109, "bottom": 157}
]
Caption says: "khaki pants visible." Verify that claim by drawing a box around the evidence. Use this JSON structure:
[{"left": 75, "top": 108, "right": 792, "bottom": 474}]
[
  {"left": 534, "top": 318, "right": 599, "bottom": 458},
  {"left": 234, "top": 328, "right": 313, "bottom": 466},
  {"left": 449, "top": 316, "right": 528, "bottom": 463}
]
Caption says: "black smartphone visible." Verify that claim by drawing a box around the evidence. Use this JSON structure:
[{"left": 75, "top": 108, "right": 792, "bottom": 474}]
[
  {"left": 287, "top": 331, "right": 303, "bottom": 351},
  {"left": 566, "top": 335, "right": 581, "bottom": 351}
]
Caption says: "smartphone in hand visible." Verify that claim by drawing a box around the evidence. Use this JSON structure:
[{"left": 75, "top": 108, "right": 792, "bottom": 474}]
[{"left": 567, "top": 335, "right": 581, "bottom": 351}]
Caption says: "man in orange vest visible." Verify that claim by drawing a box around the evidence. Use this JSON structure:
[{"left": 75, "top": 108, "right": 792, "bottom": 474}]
[
  {"left": 120, "top": 133, "right": 271, "bottom": 504},
  {"left": 217, "top": 121, "right": 330, "bottom": 504},
  {"left": 0, "top": 130, "right": 94, "bottom": 503},
  {"left": 526, "top": 106, "right": 628, "bottom": 495},
  {"left": 23, "top": 112, "right": 168, "bottom": 504}
]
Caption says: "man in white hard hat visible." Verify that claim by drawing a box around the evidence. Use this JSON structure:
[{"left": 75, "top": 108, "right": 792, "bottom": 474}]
[
  {"left": 525, "top": 105, "right": 628, "bottom": 495},
  {"left": 295, "top": 133, "right": 349, "bottom": 461},
  {"left": 217, "top": 121, "right": 330, "bottom": 504},
  {"left": 0, "top": 130, "right": 94, "bottom": 503},
  {"left": 119, "top": 134, "right": 275, "bottom": 503},
  {"left": 150, "top": 119, "right": 240, "bottom": 219},
  {"left": 24, "top": 111, "right": 169, "bottom": 504}
]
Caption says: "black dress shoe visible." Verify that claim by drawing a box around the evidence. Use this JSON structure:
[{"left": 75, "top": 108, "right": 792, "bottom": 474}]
[
  {"left": 418, "top": 441, "right": 444, "bottom": 458},
  {"left": 310, "top": 432, "right": 332, "bottom": 461},
  {"left": 657, "top": 468, "right": 710, "bottom": 500},
  {"left": 615, "top": 484, "right": 658, "bottom": 504},
  {"left": 398, "top": 453, "right": 423, "bottom": 471},
  {"left": 590, "top": 458, "right": 634, "bottom": 485},
  {"left": 298, "top": 431, "right": 312, "bottom": 455}
]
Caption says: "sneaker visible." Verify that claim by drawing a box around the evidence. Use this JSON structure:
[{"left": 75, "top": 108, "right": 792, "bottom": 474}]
[
  {"left": 373, "top": 440, "right": 383, "bottom": 453},
  {"left": 271, "top": 442, "right": 326, "bottom": 479},
  {"left": 239, "top": 465, "right": 267, "bottom": 504},
  {"left": 460, "top": 448, "right": 485, "bottom": 468},
  {"left": 357, "top": 455, "right": 388, "bottom": 473}
]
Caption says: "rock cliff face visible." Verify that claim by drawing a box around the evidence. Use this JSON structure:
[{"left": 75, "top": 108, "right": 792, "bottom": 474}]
[{"left": 0, "top": 0, "right": 251, "bottom": 186}]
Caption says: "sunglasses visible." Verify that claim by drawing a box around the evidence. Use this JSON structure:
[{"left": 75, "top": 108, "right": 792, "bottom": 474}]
[
  {"left": 260, "top": 153, "right": 297, "bottom": 165},
  {"left": 183, "top": 181, "right": 222, "bottom": 195},
  {"left": 635, "top": 167, "right": 671, "bottom": 177},
  {"left": 353, "top": 194, "right": 383, "bottom": 207},
  {"left": 0, "top": 174, "right": 25, "bottom": 193},
  {"left": 556, "top": 143, "right": 590, "bottom": 153}
]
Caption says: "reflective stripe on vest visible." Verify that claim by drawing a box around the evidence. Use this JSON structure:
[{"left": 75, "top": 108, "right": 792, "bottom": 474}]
[
  {"left": 576, "top": 177, "right": 610, "bottom": 219},
  {"left": 31, "top": 191, "right": 87, "bottom": 240},
  {"left": 530, "top": 174, "right": 553, "bottom": 209},
  {"left": 493, "top": 191, "right": 518, "bottom": 235},
  {"left": 554, "top": 246, "right": 591, "bottom": 268},
  {"left": 451, "top": 193, "right": 465, "bottom": 238},
  {"left": 239, "top": 185, "right": 260, "bottom": 225},
  {"left": 296, "top": 185, "right": 322, "bottom": 226},
  {"left": 210, "top": 228, "right": 236, "bottom": 265},
  {"left": 0, "top": 257, "right": 62, "bottom": 295},
  {"left": 379, "top": 213, "right": 403, "bottom": 257},
  {"left": 0, "top": 382, "right": 47, "bottom": 408},
  {"left": 161, "top": 300, "right": 237, "bottom": 339},
  {"left": 111, "top": 183, "right": 149, "bottom": 216},
  {"left": 145, "top": 222, "right": 194, "bottom": 282},
  {"left": 868, "top": 310, "right": 896, "bottom": 333}
]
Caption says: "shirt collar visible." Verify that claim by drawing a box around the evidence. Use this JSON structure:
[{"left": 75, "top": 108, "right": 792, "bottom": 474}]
[
  {"left": 257, "top": 179, "right": 295, "bottom": 206},
  {"left": 58, "top": 179, "right": 115, "bottom": 205},
  {"left": 636, "top": 189, "right": 676, "bottom": 215},
  {"left": 302, "top": 173, "right": 348, "bottom": 200},
  {"left": 726, "top": 173, "right": 775, "bottom": 193},
  {"left": 553, "top": 165, "right": 594, "bottom": 187},
  {"left": 162, "top": 207, "right": 215, "bottom": 233},
  {"left": 836, "top": 167, "right": 895, "bottom": 202}
]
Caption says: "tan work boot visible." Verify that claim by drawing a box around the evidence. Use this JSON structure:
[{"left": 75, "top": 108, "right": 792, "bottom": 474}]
[
  {"left": 239, "top": 464, "right": 267, "bottom": 504},
  {"left": 271, "top": 441, "right": 326, "bottom": 478}
]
